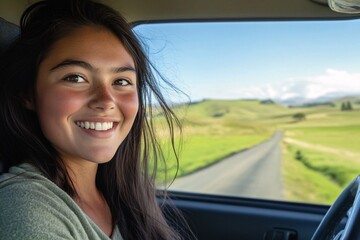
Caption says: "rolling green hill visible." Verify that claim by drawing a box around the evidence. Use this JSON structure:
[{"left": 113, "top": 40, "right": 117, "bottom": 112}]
[{"left": 156, "top": 98, "right": 360, "bottom": 204}]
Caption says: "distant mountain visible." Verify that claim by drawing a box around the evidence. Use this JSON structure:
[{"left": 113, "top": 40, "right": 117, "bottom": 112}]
[{"left": 275, "top": 92, "right": 360, "bottom": 106}]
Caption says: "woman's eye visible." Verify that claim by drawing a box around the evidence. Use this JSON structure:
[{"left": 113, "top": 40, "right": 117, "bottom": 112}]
[
  {"left": 63, "top": 74, "right": 86, "bottom": 83},
  {"left": 114, "top": 79, "right": 131, "bottom": 86}
]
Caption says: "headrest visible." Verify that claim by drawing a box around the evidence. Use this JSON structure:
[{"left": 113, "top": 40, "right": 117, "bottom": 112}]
[{"left": 0, "top": 17, "right": 20, "bottom": 55}]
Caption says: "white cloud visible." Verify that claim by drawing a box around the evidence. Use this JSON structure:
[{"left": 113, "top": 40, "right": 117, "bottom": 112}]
[
  {"left": 220, "top": 69, "right": 360, "bottom": 101},
  {"left": 304, "top": 69, "right": 360, "bottom": 99}
]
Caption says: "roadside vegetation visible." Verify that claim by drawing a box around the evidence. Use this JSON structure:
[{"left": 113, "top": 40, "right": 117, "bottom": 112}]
[
  {"left": 282, "top": 100, "right": 360, "bottom": 203},
  {"left": 156, "top": 97, "right": 360, "bottom": 204},
  {"left": 282, "top": 143, "right": 342, "bottom": 204}
]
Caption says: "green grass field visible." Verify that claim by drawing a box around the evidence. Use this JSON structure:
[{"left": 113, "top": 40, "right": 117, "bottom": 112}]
[
  {"left": 156, "top": 98, "right": 360, "bottom": 204},
  {"left": 281, "top": 103, "right": 360, "bottom": 203},
  {"left": 282, "top": 142, "right": 343, "bottom": 204},
  {"left": 155, "top": 100, "right": 275, "bottom": 183}
]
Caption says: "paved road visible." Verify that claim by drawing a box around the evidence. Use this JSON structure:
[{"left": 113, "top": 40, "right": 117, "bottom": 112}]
[{"left": 170, "top": 131, "right": 284, "bottom": 199}]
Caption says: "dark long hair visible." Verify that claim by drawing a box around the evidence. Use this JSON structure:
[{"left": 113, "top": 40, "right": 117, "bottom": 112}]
[{"left": 0, "top": 0, "right": 186, "bottom": 239}]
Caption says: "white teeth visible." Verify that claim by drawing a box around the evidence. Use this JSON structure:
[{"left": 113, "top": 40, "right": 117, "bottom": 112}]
[
  {"left": 76, "top": 121, "right": 114, "bottom": 131},
  {"left": 95, "top": 122, "right": 102, "bottom": 130}
]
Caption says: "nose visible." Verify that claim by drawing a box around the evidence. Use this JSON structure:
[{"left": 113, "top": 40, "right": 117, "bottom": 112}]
[{"left": 88, "top": 84, "right": 116, "bottom": 111}]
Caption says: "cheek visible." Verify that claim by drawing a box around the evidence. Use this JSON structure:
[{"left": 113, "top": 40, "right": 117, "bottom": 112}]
[
  {"left": 120, "top": 92, "right": 139, "bottom": 120},
  {"left": 36, "top": 89, "right": 83, "bottom": 130}
]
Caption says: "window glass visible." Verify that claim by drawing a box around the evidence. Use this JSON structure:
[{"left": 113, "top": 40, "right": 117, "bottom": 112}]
[{"left": 134, "top": 20, "right": 360, "bottom": 205}]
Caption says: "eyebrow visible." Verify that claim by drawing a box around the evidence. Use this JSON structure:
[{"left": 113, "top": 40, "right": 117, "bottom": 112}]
[{"left": 50, "top": 59, "right": 136, "bottom": 73}]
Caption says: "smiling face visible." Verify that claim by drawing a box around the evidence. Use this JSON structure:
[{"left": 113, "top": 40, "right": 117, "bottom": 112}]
[{"left": 33, "top": 26, "right": 139, "bottom": 165}]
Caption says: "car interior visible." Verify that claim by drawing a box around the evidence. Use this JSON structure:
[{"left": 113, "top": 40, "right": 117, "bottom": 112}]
[{"left": 1, "top": 0, "right": 360, "bottom": 239}]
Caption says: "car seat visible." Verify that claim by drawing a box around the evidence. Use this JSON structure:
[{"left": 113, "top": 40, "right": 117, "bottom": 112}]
[
  {"left": 0, "top": 17, "right": 19, "bottom": 172},
  {"left": 0, "top": 17, "right": 20, "bottom": 55}
]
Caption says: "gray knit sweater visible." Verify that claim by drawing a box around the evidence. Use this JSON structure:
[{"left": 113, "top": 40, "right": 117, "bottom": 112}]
[{"left": 0, "top": 163, "right": 123, "bottom": 240}]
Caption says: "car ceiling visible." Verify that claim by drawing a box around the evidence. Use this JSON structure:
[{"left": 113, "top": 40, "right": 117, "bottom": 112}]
[{"left": 0, "top": 0, "right": 359, "bottom": 25}]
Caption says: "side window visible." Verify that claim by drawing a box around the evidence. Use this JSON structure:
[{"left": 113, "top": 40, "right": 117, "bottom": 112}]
[{"left": 134, "top": 21, "right": 360, "bottom": 205}]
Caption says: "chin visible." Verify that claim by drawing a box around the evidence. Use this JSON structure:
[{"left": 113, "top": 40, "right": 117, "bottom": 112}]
[{"left": 93, "top": 156, "right": 115, "bottom": 164}]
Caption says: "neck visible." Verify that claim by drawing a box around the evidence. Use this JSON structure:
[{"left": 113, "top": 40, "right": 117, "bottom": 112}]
[
  {"left": 62, "top": 159, "right": 113, "bottom": 236},
  {"left": 65, "top": 159, "right": 99, "bottom": 199}
]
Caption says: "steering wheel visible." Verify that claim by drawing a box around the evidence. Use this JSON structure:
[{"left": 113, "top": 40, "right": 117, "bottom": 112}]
[{"left": 311, "top": 176, "right": 360, "bottom": 240}]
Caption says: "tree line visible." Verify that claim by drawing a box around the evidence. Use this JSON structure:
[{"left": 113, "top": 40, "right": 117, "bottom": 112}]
[{"left": 341, "top": 101, "right": 353, "bottom": 111}]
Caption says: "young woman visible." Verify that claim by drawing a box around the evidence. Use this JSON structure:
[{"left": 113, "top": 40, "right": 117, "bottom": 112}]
[{"left": 0, "top": 0, "right": 188, "bottom": 239}]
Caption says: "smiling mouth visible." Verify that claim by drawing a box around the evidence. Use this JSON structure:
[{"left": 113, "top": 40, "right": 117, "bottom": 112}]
[{"left": 76, "top": 121, "right": 114, "bottom": 131}]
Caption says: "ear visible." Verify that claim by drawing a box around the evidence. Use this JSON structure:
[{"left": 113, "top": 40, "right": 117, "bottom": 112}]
[{"left": 23, "top": 95, "right": 35, "bottom": 111}]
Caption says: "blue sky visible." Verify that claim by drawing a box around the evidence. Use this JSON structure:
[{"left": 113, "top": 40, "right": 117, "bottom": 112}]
[{"left": 134, "top": 20, "right": 360, "bottom": 102}]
